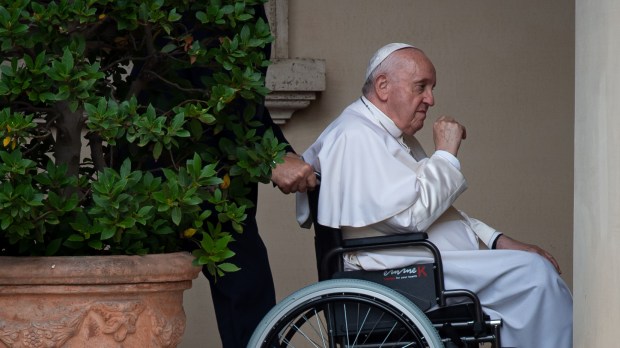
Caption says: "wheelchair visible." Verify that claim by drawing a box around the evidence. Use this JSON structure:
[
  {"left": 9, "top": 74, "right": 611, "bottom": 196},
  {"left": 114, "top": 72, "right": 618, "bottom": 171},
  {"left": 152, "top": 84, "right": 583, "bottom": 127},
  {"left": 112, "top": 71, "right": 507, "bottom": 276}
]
[{"left": 248, "top": 184, "right": 502, "bottom": 348}]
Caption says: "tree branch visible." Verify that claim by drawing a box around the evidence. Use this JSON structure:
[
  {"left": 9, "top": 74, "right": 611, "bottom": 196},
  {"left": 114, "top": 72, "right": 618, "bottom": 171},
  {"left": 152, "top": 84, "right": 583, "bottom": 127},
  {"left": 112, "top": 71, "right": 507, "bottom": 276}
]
[
  {"left": 85, "top": 132, "right": 107, "bottom": 172},
  {"left": 145, "top": 69, "right": 206, "bottom": 94}
]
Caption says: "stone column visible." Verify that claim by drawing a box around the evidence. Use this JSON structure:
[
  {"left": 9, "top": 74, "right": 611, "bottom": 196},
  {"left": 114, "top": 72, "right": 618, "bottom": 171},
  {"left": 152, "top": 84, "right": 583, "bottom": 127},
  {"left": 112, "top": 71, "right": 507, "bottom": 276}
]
[
  {"left": 574, "top": 1, "right": 620, "bottom": 345},
  {"left": 264, "top": 0, "right": 325, "bottom": 124}
]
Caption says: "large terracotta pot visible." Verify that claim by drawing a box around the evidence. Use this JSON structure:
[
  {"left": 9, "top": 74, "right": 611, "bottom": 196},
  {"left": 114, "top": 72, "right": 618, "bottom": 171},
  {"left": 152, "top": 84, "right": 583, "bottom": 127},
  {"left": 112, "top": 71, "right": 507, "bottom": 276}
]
[{"left": 0, "top": 252, "right": 202, "bottom": 348}]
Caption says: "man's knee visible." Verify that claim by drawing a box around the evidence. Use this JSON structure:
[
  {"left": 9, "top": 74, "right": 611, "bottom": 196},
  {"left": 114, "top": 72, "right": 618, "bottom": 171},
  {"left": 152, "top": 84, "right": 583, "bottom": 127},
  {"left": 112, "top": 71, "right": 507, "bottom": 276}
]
[{"left": 516, "top": 251, "right": 565, "bottom": 290}]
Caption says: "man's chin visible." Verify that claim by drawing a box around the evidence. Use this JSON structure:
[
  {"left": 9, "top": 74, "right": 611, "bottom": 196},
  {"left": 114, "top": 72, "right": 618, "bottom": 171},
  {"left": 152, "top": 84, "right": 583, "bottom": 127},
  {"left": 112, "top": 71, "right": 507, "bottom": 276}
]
[
  {"left": 407, "top": 124, "right": 424, "bottom": 136},
  {"left": 404, "top": 128, "right": 421, "bottom": 136}
]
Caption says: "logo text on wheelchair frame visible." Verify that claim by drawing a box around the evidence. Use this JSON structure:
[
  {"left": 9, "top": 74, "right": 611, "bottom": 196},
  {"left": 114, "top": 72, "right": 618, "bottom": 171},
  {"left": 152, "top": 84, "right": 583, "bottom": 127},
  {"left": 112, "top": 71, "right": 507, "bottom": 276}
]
[{"left": 383, "top": 266, "right": 427, "bottom": 280}]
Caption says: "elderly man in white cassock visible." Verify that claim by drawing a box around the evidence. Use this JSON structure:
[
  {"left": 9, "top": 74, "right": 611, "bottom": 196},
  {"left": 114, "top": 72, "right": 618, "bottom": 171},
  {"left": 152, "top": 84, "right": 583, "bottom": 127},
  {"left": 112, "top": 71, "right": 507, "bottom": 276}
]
[{"left": 296, "top": 43, "right": 573, "bottom": 347}]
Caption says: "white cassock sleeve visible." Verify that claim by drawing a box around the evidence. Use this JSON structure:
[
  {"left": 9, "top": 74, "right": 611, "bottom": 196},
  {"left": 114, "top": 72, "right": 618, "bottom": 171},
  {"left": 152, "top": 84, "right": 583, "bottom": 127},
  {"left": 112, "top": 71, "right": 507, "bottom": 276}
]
[
  {"left": 296, "top": 104, "right": 468, "bottom": 231},
  {"left": 458, "top": 211, "right": 503, "bottom": 248}
]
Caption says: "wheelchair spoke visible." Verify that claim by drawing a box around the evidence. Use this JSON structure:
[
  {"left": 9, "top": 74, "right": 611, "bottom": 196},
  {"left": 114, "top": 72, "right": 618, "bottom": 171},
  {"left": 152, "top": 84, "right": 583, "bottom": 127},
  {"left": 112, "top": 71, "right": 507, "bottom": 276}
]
[
  {"left": 396, "top": 329, "right": 417, "bottom": 348},
  {"left": 292, "top": 310, "right": 329, "bottom": 347},
  {"left": 343, "top": 303, "right": 351, "bottom": 347},
  {"left": 311, "top": 310, "right": 329, "bottom": 347},
  {"left": 285, "top": 323, "right": 320, "bottom": 348},
  {"left": 379, "top": 322, "right": 398, "bottom": 346},
  {"left": 351, "top": 304, "right": 372, "bottom": 346},
  {"left": 361, "top": 311, "right": 386, "bottom": 345},
  {"left": 339, "top": 302, "right": 426, "bottom": 348},
  {"left": 278, "top": 310, "right": 327, "bottom": 348}
]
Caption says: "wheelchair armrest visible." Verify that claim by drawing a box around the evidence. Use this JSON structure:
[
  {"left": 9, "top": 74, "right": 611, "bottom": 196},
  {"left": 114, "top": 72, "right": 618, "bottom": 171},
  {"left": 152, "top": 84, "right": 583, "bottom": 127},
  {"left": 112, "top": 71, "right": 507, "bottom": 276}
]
[
  {"left": 323, "top": 232, "right": 443, "bottom": 286},
  {"left": 342, "top": 232, "right": 429, "bottom": 249}
]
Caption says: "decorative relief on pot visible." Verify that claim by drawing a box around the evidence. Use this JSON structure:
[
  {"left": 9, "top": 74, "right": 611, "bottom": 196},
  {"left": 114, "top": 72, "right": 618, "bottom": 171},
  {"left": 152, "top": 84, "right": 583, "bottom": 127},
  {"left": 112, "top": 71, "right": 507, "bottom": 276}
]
[
  {"left": 0, "top": 313, "right": 84, "bottom": 348},
  {"left": 75, "top": 301, "right": 145, "bottom": 344},
  {"left": 149, "top": 308, "right": 186, "bottom": 348},
  {"left": 0, "top": 300, "right": 186, "bottom": 348},
  {"left": 0, "top": 253, "right": 200, "bottom": 348}
]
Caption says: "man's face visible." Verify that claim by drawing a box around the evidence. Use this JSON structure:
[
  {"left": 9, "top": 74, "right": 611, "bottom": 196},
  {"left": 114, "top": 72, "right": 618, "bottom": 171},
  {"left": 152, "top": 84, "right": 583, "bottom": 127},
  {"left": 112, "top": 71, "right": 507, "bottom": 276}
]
[{"left": 385, "top": 50, "right": 436, "bottom": 136}]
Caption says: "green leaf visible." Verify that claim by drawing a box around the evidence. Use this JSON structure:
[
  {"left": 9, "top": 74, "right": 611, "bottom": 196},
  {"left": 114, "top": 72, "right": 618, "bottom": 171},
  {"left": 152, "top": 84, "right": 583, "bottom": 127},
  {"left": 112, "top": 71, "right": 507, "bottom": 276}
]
[
  {"left": 232, "top": 221, "right": 243, "bottom": 233},
  {"left": 119, "top": 158, "right": 132, "bottom": 177},
  {"left": 100, "top": 227, "right": 116, "bottom": 240},
  {"left": 171, "top": 206, "right": 182, "bottom": 225},
  {"left": 198, "top": 256, "right": 211, "bottom": 265},
  {"left": 240, "top": 25, "right": 250, "bottom": 43},
  {"left": 161, "top": 43, "right": 177, "bottom": 53},
  {"left": 153, "top": 142, "right": 163, "bottom": 160},
  {"left": 218, "top": 263, "right": 240, "bottom": 273},
  {"left": 168, "top": 8, "right": 181, "bottom": 22},
  {"left": 67, "top": 234, "right": 85, "bottom": 242},
  {"left": 195, "top": 11, "right": 208, "bottom": 23},
  {"left": 88, "top": 240, "right": 103, "bottom": 250},
  {"left": 45, "top": 239, "right": 62, "bottom": 256},
  {"left": 117, "top": 217, "right": 136, "bottom": 228}
]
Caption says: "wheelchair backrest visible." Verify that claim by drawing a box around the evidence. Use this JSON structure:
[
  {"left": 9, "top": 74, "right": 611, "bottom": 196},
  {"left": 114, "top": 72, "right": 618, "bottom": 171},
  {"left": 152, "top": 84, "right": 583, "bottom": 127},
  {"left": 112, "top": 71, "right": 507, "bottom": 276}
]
[
  {"left": 307, "top": 184, "right": 438, "bottom": 311},
  {"left": 307, "top": 185, "right": 344, "bottom": 280}
]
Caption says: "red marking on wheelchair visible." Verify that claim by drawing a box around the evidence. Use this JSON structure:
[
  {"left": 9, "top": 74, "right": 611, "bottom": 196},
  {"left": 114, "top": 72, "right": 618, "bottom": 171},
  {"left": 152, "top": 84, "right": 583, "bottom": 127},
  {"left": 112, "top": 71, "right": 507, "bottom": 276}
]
[{"left": 417, "top": 265, "right": 427, "bottom": 277}]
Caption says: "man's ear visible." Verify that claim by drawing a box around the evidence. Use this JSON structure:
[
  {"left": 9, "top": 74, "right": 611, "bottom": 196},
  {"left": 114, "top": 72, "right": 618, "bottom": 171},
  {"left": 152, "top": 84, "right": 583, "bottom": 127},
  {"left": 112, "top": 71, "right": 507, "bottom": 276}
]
[{"left": 374, "top": 74, "right": 389, "bottom": 102}]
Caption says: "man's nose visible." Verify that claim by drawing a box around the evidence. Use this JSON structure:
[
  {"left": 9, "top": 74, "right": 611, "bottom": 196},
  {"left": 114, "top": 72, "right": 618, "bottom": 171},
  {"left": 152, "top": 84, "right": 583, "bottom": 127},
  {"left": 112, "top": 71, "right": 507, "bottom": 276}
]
[{"left": 424, "top": 89, "right": 435, "bottom": 106}]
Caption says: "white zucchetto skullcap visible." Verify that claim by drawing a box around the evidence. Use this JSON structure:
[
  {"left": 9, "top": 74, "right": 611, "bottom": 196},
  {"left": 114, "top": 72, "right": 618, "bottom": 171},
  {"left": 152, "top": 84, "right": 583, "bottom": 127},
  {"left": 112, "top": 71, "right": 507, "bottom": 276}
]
[{"left": 365, "top": 43, "right": 415, "bottom": 80}]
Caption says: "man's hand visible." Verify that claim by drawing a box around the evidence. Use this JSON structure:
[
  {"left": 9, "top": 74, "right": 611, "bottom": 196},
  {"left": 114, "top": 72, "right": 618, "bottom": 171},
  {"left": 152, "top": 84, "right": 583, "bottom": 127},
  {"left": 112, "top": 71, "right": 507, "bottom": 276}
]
[
  {"left": 495, "top": 234, "right": 562, "bottom": 274},
  {"left": 433, "top": 116, "right": 467, "bottom": 156},
  {"left": 271, "top": 153, "right": 317, "bottom": 194}
]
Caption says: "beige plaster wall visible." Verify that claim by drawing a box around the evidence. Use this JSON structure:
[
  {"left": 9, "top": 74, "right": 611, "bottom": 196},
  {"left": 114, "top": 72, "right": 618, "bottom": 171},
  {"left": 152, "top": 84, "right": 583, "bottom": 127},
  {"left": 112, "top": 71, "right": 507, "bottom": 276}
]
[
  {"left": 181, "top": 1, "right": 574, "bottom": 346},
  {"left": 574, "top": 0, "right": 620, "bottom": 345}
]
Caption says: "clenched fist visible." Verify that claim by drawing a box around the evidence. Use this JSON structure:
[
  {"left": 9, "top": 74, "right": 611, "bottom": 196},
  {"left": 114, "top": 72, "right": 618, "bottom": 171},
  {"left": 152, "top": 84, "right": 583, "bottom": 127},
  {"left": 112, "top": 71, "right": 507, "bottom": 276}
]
[{"left": 433, "top": 116, "right": 467, "bottom": 156}]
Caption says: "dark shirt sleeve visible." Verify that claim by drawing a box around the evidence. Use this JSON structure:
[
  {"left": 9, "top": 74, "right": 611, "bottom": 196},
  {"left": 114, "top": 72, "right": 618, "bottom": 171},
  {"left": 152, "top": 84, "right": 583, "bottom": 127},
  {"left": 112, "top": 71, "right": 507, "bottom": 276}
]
[{"left": 255, "top": 102, "right": 295, "bottom": 154}]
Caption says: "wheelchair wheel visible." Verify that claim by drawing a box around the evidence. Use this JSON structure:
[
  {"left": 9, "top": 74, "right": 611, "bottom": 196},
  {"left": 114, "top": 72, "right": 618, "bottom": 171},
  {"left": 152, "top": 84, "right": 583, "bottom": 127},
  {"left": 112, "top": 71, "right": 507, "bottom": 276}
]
[{"left": 248, "top": 278, "right": 443, "bottom": 348}]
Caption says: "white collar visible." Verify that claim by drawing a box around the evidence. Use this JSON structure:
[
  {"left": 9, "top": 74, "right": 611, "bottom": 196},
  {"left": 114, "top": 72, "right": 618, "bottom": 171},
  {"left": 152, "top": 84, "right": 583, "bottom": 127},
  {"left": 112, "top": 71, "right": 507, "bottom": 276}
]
[
  {"left": 359, "top": 96, "right": 411, "bottom": 154},
  {"left": 360, "top": 96, "right": 403, "bottom": 139}
]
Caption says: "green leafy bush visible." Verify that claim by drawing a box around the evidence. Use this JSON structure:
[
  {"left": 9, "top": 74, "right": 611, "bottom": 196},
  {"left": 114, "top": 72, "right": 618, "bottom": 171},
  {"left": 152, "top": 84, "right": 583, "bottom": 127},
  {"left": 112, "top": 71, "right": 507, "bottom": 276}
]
[{"left": 0, "top": 0, "right": 286, "bottom": 277}]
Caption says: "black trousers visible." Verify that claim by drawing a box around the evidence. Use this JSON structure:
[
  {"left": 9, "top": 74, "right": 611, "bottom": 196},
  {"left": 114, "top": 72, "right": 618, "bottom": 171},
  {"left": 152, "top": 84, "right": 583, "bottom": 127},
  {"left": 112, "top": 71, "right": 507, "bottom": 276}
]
[{"left": 203, "top": 218, "right": 276, "bottom": 348}]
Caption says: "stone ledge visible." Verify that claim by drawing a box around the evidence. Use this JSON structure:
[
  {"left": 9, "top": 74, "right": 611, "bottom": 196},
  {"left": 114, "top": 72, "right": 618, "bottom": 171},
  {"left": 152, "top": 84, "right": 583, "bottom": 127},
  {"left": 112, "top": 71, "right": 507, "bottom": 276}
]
[{"left": 266, "top": 58, "right": 326, "bottom": 124}]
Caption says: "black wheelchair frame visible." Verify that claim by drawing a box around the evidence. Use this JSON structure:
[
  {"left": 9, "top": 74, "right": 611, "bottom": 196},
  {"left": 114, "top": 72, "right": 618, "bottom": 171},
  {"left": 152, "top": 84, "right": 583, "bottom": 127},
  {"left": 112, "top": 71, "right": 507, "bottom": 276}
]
[
  {"left": 248, "top": 185, "right": 502, "bottom": 347},
  {"left": 309, "top": 186, "right": 502, "bottom": 347}
]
